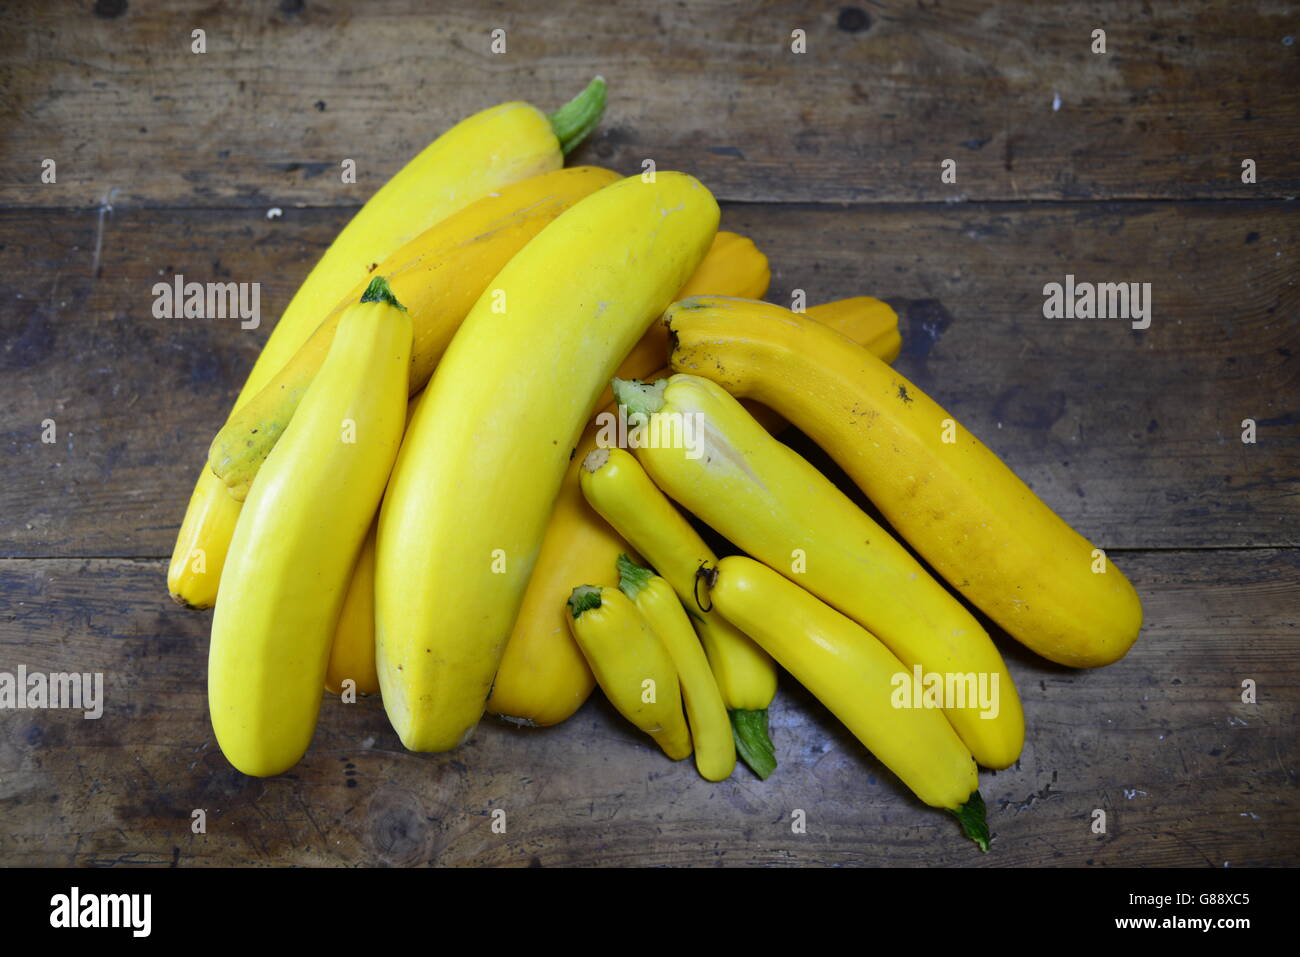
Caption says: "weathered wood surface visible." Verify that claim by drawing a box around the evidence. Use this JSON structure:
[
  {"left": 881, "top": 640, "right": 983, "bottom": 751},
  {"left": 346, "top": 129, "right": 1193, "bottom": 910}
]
[
  {"left": 0, "top": 548, "right": 1295, "bottom": 867},
  {"left": 2, "top": 1, "right": 1298, "bottom": 208},
  {"left": 1, "top": 201, "right": 1296, "bottom": 558}
]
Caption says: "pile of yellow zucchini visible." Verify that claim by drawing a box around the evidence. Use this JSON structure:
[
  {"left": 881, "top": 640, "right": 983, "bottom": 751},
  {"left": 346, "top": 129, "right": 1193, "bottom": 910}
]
[{"left": 170, "top": 79, "right": 1144, "bottom": 849}]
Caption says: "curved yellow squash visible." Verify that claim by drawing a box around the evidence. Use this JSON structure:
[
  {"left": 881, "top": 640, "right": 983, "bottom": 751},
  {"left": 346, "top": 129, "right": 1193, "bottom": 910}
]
[
  {"left": 706, "top": 556, "right": 988, "bottom": 849},
  {"left": 208, "top": 281, "right": 411, "bottom": 776},
  {"left": 375, "top": 172, "right": 719, "bottom": 752},
  {"left": 168, "top": 80, "right": 605, "bottom": 607},
  {"left": 581, "top": 447, "right": 778, "bottom": 776},
  {"left": 617, "top": 555, "right": 735, "bottom": 782},
  {"left": 566, "top": 585, "right": 692, "bottom": 761},
  {"left": 667, "top": 297, "right": 1142, "bottom": 668},
  {"left": 615, "top": 373, "right": 1025, "bottom": 770}
]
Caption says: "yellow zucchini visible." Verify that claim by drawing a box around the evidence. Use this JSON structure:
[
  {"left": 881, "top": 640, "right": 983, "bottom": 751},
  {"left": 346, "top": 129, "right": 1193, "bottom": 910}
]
[
  {"left": 580, "top": 446, "right": 778, "bottom": 776},
  {"left": 208, "top": 278, "right": 410, "bottom": 776},
  {"left": 704, "top": 556, "right": 988, "bottom": 849},
  {"left": 667, "top": 297, "right": 1142, "bottom": 668},
  {"left": 375, "top": 173, "right": 719, "bottom": 752},
  {"left": 614, "top": 373, "right": 1025, "bottom": 770},
  {"left": 566, "top": 585, "right": 692, "bottom": 761},
  {"left": 618, "top": 555, "right": 735, "bottom": 781}
]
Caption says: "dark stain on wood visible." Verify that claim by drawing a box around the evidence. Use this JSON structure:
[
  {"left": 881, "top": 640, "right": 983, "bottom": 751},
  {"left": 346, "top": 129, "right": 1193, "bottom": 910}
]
[
  {"left": 993, "top": 384, "right": 1068, "bottom": 432},
  {"left": 93, "top": 0, "right": 127, "bottom": 18},
  {"left": 837, "top": 7, "right": 871, "bottom": 33}
]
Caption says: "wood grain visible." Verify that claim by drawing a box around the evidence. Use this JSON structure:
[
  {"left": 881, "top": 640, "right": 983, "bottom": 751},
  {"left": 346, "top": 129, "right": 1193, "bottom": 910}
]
[
  {"left": 1, "top": 200, "right": 1294, "bottom": 558},
  {"left": 0, "top": 548, "right": 1294, "bottom": 867},
  {"left": 2, "top": 1, "right": 1297, "bottom": 208}
]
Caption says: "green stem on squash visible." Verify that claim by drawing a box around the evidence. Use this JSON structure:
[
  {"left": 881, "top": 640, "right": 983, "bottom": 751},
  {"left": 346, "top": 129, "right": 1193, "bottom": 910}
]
[
  {"left": 548, "top": 76, "right": 607, "bottom": 155},
  {"left": 950, "top": 790, "right": 991, "bottom": 852},
  {"left": 567, "top": 584, "right": 603, "bottom": 618},
  {"left": 616, "top": 553, "right": 655, "bottom": 601},
  {"left": 730, "top": 708, "right": 777, "bottom": 780},
  {"left": 611, "top": 376, "right": 667, "bottom": 419},
  {"left": 359, "top": 275, "right": 405, "bottom": 310}
]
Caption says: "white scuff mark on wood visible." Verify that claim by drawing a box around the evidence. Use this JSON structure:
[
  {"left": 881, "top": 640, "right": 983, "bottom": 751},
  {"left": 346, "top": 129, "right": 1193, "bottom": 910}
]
[{"left": 91, "top": 187, "right": 119, "bottom": 279}]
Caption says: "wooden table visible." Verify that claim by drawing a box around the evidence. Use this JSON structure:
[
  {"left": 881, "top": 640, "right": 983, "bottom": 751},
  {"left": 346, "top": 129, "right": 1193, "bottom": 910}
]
[{"left": 1, "top": 0, "right": 1297, "bottom": 867}]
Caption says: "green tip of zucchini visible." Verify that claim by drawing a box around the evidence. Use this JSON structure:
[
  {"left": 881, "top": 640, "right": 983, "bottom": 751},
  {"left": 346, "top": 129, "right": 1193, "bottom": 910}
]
[
  {"left": 548, "top": 76, "right": 607, "bottom": 155},
  {"left": 616, "top": 553, "right": 654, "bottom": 600},
  {"left": 360, "top": 275, "right": 406, "bottom": 310},
  {"left": 730, "top": 709, "right": 777, "bottom": 779},
  {"left": 951, "top": 791, "right": 991, "bottom": 852},
  {"left": 611, "top": 377, "right": 666, "bottom": 418},
  {"left": 568, "top": 584, "right": 603, "bottom": 618}
]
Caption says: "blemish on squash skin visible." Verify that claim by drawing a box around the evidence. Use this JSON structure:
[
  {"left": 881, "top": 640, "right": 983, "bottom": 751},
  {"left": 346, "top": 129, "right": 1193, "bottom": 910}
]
[
  {"left": 897, "top": 385, "right": 913, "bottom": 404},
  {"left": 696, "top": 418, "right": 765, "bottom": 489}
]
